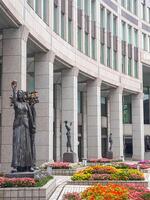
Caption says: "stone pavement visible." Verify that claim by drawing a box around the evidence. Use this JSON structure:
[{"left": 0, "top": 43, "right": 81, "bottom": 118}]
[
  {"left": 49, "top": 176, "right": 70, "bottom": 200},
  {"left": 49, "top": 176, "right": 88, "bottom": 200},
  {"left": 58, "top": 185, "right": 89, "bottom": 200}
]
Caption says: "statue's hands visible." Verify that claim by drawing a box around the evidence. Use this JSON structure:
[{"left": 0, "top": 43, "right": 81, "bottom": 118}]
[
  {"left": 32, "top": 127, "right": 36, "bottom": 134},
  {"left": 11, "top": 80, "right": 17, "bottom": 90}
]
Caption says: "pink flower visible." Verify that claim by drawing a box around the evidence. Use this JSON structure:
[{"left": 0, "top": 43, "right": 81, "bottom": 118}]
[{"left": 49, "top": 162, "right": 70, "bottom": 169}]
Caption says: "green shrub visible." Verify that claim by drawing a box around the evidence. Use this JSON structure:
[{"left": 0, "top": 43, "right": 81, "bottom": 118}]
[
  {"left": 140, "top": 192, "right": 150, "bottom": 200},
  {"left": 35, "top": 176, "right": 53, "bottom": 187}
]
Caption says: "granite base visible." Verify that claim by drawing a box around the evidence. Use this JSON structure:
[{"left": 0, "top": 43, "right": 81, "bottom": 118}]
[{"left": 63, "top": 152, "right": 77, "bottom": 163}]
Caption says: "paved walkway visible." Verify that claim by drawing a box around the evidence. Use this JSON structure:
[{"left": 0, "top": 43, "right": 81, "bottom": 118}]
[
  {"left": 49, "top": 172, "right": 150, "bottom": 200},
  {"left": 49, "top": 176, "right": 88, "bottom": 200},
  {"left": 58, "top": 185, "right": 88, "bottom": 200},
  {"left": 49, "top": 176, "right": 71, "bottom": 200}
]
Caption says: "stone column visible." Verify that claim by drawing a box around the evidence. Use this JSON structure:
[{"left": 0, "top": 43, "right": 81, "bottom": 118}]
[
  {"left": 82, "top": 91, "right": 87, "bottom": 159},
  {"left": 1, "top": 26, "right": 29, "bottom": 172},
  {"left": 34, "top": 51, "right": 55, "bottom": 166},
  {"left": 87, "top": 79, "right": 101, "bottom": 159},
  {"left": 132, "top": 93, "right": 144, "bottom": 160},
  {"left": 110, "top": 87, "right": 124, "bottom": 159},
  {"left": 61, "top": 68, "right": 79, "bottom": 159},
  {"left": 54, "top": 84, "right": 61, "bottom": 161}
]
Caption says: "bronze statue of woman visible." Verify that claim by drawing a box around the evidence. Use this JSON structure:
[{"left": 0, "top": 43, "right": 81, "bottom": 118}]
[
  {"left": 109, "top": 133, "right": 113, "bottom": 151},
  {"left": 64, "top": 121, "right": 73, "bottom": 152},
  {"left": 11, "top": 81, "right": 34, "bottom": 172}
]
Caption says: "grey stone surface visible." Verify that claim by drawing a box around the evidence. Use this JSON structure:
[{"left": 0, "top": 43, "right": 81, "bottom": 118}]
[
  {"left": 6, "top": 170, "right": 40, "bottom": 178},
  {"left": 106, "top": 151, "right": 113, "bottom": 159},
  {"left": 63, "top": 152, "right": 77, "bottom": 163}
]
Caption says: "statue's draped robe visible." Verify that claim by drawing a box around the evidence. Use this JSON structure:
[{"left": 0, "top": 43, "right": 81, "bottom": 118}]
[{"left": 11, "top": 101, "right": 33, "bottom": 168}]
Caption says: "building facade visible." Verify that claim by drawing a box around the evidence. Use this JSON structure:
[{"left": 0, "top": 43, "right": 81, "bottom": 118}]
[{"left": 0, "top": 0, "right": 150, "bottom": 171}]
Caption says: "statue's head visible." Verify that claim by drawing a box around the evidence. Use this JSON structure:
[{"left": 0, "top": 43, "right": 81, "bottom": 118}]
[
  {"left": 17, "top": 90, "right": 25, "bottom": 102},
  {"left": 64, "top": 120, "right": 68, "bottom": 124}
]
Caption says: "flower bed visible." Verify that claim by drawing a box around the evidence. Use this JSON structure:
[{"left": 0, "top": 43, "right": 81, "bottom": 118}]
[
  {"left": 41, "top": 162, "right": 83, "bottom": 176},
  {"left": 0, "top": 177, "right": 35, "bottom": 187},
  {"left": 47, "top": 162, "right": 71, "bottom": 169},
  {"left": 87, "top": 158, "right": 122, "bottom": 164},
  {"left": 82, "top": 184, "right": 128, "bottom": 200},
  {"left": 63, "top": 192, "right": 82, "bottom": 200},
  {"left": 71, "top": 165, "right": 145, "bottom": 181},
  {"left": 0, "top": 177, "right": 56, "bottom": 200},
  {"left": 0, "top": 176, "right": 53, "bottom": 188},
  {"left": 112, "top": 162, "right": 150, "bottom": 170},
  {"left": 63, "top": 183, "right": 150, "bottom": 200}
]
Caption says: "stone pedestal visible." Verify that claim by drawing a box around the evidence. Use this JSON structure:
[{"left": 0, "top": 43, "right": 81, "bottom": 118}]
[
  {"left": 5, "top": 170, "right": 50, "bottom": 179},
  {"left": 63, "top": 152, "right": 77, "bottom": 163},
  {"left": 106, "top": 151, "right": 113, "bottom": 159},
  {"left": 6, "top": 170, "right": 40, "bottom": 178}
]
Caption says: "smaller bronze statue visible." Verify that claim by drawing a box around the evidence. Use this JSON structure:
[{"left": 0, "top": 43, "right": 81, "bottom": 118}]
[
  {"left": 109, "top": 133, "right": 113, "bottom": 151},
  {"left": 145, "top": 135, "right": 150, "bottom": 152},
  {"left": 64, "top": 121, "right": 73, "bottom": 152},
  {"left": 106, "top": 133, "right": 113, "bottom": 159}
]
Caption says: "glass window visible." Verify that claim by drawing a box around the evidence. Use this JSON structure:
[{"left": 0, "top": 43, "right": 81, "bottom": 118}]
[
  {"left": 91, "top": 0, "right": 95, "bottom": 21},
  {"left": 121, "top": 0, "right": 126, "bottom": 8},
  {"left": 133, "top": 0, "right": 137, "bottom": 15},
  {"left": 107, "top": 47, "right": 111, "bottom": 67},
  {"left": 61, "top": 13, "right": 65, "bottom": 39},
  {"left": 78, "top": 92, "right": 82, "bottom": 113},
  {"left": 122, "top": 55, "right": 126, "bottom": 73},
  {"left": 113, "top": 51, "right": 117, "bottom": 70},
  {"left": 134, "top": 29, "right": 138, "bottom": 47},
  {"left": 100, "top": 44, "right": 104, "bottom": 64},
  {"left": 43, "top": 0, "right": 47, "bottom": 22},
  {"left": 142, "top": 33, "right": 147, "bottom": 50},
  {"left": 54, "top": 4, "right": 59, "bottom": 33},
  {"left": 141, "top": 2, "right": 146, "bottom": 20},
  {"left": 78, "top": 28, "right": 82, "bottom": 51},
  {"left": 84, "top": 0, "right": 89, "bottom": 15},
  {"left": 35, "top": 0, "right": 39, "bottom": 14},
  {"left": 78, "top": 0, "right": 82, "bottom": 8},
  {"left": 127, "top": 0, "right": 131, "bottom": 12},
  {"left": 100, "top": 6, "right": 105, "bottom": 28},
  {"left": 113, "top": 16, "right": 117, "bottom": 36},
  {"left": 101, "top": 97, "right": 107, "bottom": 116},
  {"left": 92, "top": 38, "right": 96, "bottom": 59},
  {"left": 85, "top": 33, "right": 89, "bottom": 56},
  {"left": 134, "top": 61, "right": 138, "bottom": 78},
  {"left": 68, "top": 19, "right": 72, "bottom": 45},
  {"left": 148, "top": 8, "right": 150, "bottom": 23},
  {"left": 123, "top": 95, "right": 132, "bottom": 124},
  {"left": 128, "top": 25, "right": 132, "bottom": 44},
  {"left": 107, "top": 11, "right": 111, "bottom": 32},
  {"left": 27, "top": 57, "right": 35, "bottom": 92},
  {"left": 144, "top": 87, "right": 150, "bottom": 124},
  {"left": 27, "top": 0, "right": 33, "bottom": 8},
  {"left": 128, "top": 58, "right": 132, "bottom": 76},
  {"left": 122, "top": 21, "right": 126, "bottom": 41}
]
